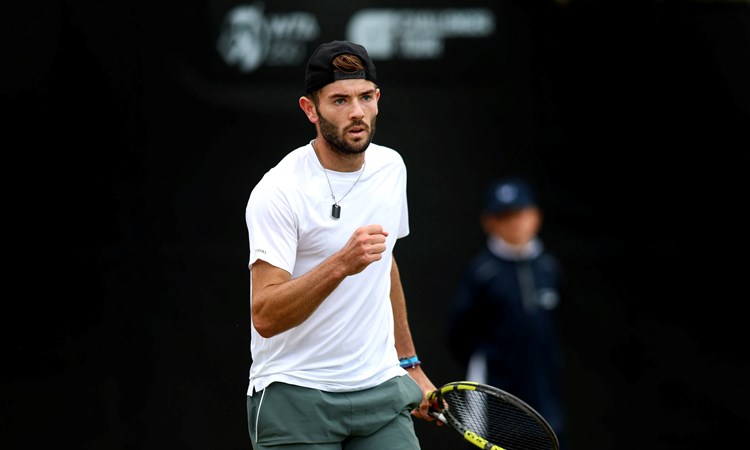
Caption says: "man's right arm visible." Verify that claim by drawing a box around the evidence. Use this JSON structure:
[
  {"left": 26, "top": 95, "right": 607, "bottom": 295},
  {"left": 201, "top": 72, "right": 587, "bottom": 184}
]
[
  {"left": 251, "top": 258, "right": 344, "bottom": 337},
  {"left": 251, "top": 224, "right": 390, "bottom": 338}
]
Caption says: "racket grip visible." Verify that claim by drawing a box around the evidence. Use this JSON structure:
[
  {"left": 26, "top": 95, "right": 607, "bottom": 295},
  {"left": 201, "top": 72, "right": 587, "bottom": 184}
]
[{"left": 429, "top": 411, "right": 447, "bottom": 424}]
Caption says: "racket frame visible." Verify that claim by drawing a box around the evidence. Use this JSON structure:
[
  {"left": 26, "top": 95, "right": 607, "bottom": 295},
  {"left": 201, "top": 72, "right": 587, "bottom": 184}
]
[{"left": 429, "top": 381, "right": 559, "bottom": 450}]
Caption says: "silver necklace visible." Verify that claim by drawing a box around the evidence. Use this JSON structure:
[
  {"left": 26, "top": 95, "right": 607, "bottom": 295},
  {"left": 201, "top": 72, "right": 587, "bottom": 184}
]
[{"left": 314, "top": 140, "right": 365, "bottom": 219}]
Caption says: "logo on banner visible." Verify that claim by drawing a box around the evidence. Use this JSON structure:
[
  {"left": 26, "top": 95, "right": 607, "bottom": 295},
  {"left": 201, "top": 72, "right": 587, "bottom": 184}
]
[
  {"left": 216, "top": 3, "right": 495, "bottom": 73},
  {"left": 217, "top": 3, "right": 320, "bottom": 72},
  {"left": 347, "top": 9, "right": 495, "bottom": 59}
]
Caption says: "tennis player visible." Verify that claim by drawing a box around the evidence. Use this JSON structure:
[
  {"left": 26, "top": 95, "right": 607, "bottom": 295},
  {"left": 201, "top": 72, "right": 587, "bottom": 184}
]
[{"left": 245, "top": 40, "right": 439, "bottom": 449}]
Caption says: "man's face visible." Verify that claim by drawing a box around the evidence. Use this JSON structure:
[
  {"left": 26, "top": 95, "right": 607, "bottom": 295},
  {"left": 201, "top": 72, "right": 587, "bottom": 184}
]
[{"left": 315, "top": 79, "right": 379, "bottom": 155}]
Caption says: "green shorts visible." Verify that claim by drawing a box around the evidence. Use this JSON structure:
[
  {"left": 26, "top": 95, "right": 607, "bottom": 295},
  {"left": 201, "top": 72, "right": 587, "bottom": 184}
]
[{"left": 247, "top": 375, "right": 423, "bottom": 450}]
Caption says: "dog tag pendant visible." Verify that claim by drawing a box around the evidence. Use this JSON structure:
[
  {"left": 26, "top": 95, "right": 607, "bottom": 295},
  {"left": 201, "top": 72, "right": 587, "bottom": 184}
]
[{"left": 331, "top": 204, "right": 341, "bottom": 219}]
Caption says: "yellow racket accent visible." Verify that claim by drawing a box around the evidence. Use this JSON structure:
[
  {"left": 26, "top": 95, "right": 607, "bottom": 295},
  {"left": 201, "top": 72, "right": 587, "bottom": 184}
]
[
  {"left": 442, "top": 381, "right": 479, "bottom": 392},
  {"left": 429, "top": 380, "right": 559, "bottom": 450},
  {"left": 465, "top": 429, "right": 505, "bottom": 450}
]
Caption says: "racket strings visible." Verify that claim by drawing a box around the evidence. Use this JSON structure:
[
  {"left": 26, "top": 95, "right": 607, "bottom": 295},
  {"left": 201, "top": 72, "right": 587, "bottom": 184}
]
[{"left": 442, "top": 389, "right": 555, "bottom": 450}]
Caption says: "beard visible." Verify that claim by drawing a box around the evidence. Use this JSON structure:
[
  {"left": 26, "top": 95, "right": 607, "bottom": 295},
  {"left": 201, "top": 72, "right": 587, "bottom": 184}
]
[{"left": 318, "top": 111, "right": 377, "bottom": 156}]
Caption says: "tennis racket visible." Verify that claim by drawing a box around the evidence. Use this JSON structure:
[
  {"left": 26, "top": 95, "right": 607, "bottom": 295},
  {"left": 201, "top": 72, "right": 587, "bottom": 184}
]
[{"left": 428, "top": 381, "right": 559, "bottom": 450}]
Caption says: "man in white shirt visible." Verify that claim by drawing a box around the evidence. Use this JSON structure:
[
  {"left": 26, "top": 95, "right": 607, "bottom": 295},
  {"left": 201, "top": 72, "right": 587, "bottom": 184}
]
[{"left": 245, "top": 40, "right": 439, "bottom": 450}]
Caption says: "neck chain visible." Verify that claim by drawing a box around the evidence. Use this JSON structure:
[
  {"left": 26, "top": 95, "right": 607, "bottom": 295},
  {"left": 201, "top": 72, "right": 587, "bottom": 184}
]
[{"left": 313, "top": 140, "right": 365, "bottom": 219}]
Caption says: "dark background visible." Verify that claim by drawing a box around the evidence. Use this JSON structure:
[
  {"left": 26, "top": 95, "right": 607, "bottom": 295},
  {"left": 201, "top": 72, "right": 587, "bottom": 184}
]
[{"left": 3, "top": 1, "right": 748, "bottom": 449}]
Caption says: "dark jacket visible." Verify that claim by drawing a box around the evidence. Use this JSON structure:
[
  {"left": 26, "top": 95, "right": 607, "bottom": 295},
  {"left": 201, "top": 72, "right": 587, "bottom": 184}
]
[{"left": 448, "top": 237, "right": 565, "bottom": 439}]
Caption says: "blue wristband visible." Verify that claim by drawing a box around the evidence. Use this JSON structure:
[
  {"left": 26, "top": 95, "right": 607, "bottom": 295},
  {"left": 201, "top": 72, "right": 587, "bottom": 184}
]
[{"left": 399, "top": 355, "right": 421, "bottom": 369}]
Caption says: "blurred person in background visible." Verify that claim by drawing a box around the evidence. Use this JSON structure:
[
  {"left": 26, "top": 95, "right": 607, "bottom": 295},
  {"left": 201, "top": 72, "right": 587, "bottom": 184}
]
[{"left": 447, "top": 177, "right": 567, "bottom": 448}]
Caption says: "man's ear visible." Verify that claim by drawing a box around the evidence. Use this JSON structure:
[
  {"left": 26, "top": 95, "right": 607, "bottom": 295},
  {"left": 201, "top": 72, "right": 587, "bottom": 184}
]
[{"left": 299, "top": 96, "right": 318, "bottom": 123}]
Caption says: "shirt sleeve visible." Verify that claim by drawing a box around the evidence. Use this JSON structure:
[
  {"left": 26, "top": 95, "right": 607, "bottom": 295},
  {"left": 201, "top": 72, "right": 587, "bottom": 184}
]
[{"left": 246, "top": 173, "right": 298, "bottom": 274}]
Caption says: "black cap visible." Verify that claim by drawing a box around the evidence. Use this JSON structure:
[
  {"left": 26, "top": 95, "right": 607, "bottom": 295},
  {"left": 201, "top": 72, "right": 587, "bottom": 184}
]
[
  {"left": 304, "top": 40, "right": 378, "bottom": 94},
  {"left": 484, "top": 178, "right": 536, "bottom": 215}
]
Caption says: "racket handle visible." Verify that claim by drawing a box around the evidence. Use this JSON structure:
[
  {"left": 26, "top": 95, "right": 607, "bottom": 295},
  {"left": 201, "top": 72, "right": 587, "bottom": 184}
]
[{"left": 429, "top": 411, "right": 447, "bottom": 424}]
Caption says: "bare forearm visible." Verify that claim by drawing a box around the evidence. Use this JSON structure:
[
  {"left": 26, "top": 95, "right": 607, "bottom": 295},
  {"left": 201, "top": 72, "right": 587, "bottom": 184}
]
[
  {"left": 253, "top": 224, "right": 391, "bottom": 337},
  {"left": 252, "top": 256, "right": 346, "bottom": 337},
  {"left": 390, "top": 257, "right": 439, "bottom": 421},
  {"left": 390, "top": 258, "right": 416, "bottom": 358}
]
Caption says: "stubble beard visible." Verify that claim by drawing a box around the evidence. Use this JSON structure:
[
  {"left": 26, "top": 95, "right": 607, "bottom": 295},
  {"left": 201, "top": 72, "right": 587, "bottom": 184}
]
[{"left": 318, "top": 111, "right": 377, "bottom": 156}]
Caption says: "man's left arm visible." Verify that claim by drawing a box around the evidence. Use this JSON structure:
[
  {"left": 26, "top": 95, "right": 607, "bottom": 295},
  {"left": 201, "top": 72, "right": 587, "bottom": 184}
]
[{"left": 390, "top": 256, "right": 439, "bottom": 421}]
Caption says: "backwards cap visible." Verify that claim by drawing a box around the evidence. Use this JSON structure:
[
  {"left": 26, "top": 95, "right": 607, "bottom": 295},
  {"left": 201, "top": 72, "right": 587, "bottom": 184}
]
[{"left": 304, "top": 40, "right": 378, "bottom": 94}]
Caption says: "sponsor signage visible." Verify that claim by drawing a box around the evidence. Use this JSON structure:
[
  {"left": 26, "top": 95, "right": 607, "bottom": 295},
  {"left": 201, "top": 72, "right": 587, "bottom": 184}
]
[{"left": 210, "top": 2, "right": 499, "bottom": 86}]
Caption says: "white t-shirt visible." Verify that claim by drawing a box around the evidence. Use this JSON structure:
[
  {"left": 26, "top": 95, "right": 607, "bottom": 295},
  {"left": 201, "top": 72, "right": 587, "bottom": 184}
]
[{"left": 245, "top": 141, "right": 409, "bottom": 395}]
